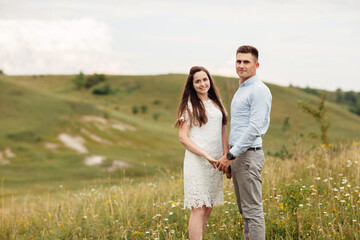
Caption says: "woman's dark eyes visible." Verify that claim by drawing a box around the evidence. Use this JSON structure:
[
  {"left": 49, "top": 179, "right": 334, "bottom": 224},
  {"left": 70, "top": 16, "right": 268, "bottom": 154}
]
[{"left": 195, "top": 78, "right": 208, "bottom": 83}]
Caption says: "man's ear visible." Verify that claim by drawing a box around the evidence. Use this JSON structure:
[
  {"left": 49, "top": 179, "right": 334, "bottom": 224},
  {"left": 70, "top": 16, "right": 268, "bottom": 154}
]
[{"left": 256, "top": 62, "right": 260, "bottom": 68}]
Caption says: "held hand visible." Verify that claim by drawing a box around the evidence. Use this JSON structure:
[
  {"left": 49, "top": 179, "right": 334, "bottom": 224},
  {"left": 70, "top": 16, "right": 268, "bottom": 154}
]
[
  {"left": 207, "top": 158, "right": 217, "bottom": 169},
  {"left": 225, "top": 166, "right": 232, "bottom": 179},
  {"left": 216, "top": 154, "right": 232, "bottom": 172}
]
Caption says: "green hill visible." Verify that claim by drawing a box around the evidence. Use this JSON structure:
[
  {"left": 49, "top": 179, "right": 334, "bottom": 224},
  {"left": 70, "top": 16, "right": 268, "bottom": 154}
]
[{"left": 0, "top": 74, "right": 359, "bottom": 195}]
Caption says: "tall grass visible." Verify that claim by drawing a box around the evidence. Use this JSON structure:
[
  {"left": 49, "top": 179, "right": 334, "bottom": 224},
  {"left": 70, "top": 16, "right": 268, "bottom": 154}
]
[{"left": 1, "top": 142, "right": 360, "bottom": 239}]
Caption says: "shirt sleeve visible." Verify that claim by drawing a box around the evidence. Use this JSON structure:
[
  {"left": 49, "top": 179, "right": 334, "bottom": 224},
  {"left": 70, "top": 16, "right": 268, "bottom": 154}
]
[{"left": 230, "top": 86, "right": 271, "bottom": 156}]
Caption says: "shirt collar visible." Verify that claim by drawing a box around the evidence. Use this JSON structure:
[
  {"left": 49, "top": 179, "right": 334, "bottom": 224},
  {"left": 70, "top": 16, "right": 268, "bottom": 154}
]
[{"left": 239, "top": 75, "right": 259, "bottom": 87}]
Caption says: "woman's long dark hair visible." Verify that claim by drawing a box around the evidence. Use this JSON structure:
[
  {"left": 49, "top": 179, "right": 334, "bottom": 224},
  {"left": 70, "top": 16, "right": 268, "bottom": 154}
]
[{"left": 174, "top": 66, "right": 228, "bottom": 128}]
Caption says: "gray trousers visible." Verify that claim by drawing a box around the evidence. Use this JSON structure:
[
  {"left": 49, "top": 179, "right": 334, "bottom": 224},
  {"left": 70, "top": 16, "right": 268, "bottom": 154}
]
[{"left": 231, "top": 150, "right": 265, "bottom": 240}]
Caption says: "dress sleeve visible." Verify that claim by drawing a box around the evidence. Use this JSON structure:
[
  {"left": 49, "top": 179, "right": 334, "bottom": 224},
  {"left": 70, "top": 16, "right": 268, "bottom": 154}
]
[
  {"left": 179, "top": 102, "right": 193, "bottom": 126},
  {"left": 179, "top": 110, "right": 189, "bottom": 126}
]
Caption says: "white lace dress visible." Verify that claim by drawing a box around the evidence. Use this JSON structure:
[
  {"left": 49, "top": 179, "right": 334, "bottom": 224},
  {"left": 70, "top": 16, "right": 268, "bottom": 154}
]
[{"left": 182, "top": 100, "right": 224, "bottom": 209}]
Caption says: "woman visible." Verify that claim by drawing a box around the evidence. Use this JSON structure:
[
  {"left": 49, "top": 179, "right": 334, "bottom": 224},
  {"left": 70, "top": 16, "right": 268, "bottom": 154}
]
[{"left": 174, "top": 66, "right": 229, "bottom": 240}]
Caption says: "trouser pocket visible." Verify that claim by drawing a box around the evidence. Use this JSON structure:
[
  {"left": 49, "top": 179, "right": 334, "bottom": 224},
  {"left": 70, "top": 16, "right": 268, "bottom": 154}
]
[{"left": 245, "top": 151, "right": 264, "bottom": 182}]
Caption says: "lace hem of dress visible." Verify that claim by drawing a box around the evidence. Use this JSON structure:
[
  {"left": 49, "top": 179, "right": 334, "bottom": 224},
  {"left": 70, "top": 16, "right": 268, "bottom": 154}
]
[{"left": 184, "top": 199, "right": 224, "bottom": 209}]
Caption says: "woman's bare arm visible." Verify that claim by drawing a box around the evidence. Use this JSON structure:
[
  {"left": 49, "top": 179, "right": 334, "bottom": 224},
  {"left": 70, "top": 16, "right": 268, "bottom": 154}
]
[
  {"left": 178, "top": 121, "right": 217, "bottom": 168},
  {"left": 221, "top": 125, "right": 229, "bottom": 155}
]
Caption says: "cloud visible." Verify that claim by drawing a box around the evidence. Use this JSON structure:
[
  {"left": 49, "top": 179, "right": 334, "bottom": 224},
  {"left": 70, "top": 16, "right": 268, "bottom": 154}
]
[
  {"left": 0, "top": 0, "right": 359, "bottom": 91},
  {"left": 0, "top": 18, "right": 133, "bottom": 74}
]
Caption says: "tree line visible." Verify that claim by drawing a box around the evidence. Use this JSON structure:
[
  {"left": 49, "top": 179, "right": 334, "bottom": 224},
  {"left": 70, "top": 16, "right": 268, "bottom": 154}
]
[{"left": 298, "top": 86, "right": 360, "bottom": 116}]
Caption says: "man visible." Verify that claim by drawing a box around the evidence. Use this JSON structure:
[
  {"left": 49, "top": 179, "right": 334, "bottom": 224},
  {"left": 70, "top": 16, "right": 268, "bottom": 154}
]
[{"left": 216, "top": 45, "right": 272, "bottom": 240}]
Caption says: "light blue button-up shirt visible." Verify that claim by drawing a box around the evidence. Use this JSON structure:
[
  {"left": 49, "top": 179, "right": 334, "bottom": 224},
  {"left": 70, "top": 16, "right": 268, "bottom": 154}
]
[{"left": 229, "top": 75, "right": 272, "bottom": 157}]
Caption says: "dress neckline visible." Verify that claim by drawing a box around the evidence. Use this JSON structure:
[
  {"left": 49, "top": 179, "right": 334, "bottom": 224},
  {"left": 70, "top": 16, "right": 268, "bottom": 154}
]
[{"left": 202, "top": 99, "right": 212, "bottom": 103}]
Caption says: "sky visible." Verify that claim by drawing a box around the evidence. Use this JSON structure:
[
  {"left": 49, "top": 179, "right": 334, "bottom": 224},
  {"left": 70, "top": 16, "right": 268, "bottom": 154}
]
[{"left": 0, "top": 0, "right": 360, "bottom": 91}]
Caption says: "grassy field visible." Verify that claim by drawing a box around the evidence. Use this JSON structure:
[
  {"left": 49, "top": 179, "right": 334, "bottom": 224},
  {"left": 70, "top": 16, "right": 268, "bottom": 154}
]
[
  {"left": 0, "top": 74, "right": 359, "bottom": 195},
  {"left": 1, "top": 142, "right": 359, "bottom": 239},
  {"left": 0, "top": 73, "right": 360, "bottom": 239}
]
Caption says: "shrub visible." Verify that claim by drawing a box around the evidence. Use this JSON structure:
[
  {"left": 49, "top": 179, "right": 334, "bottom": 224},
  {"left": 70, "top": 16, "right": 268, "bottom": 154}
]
[
  {"left": 92, "top": 83, "right": 111, "bottom": 95},
  {"left": 298, "top": 93, "right": 330, "bottom": 145},
  {"left": 153, "top": 113, "right": 160, "bottom": 120},
  {"left": 7, "top": 131, "right": 42, "bottom": 142},
  {"left": 72, "top": 71, "right": 85, "bottom": 90},
  {"left": 140, "top": 105, "right": 148, "bottom": 113},
  {"left": 335, "top": 88, "right": 344, "bottom": 103},
  {"left": 349, "top": 105, "right": 360, "bottom": 115},
  {"left": 153, "top": 100, "right": 161, "bottom": 105},
  {"left": 132, "top": 106, "right": 138, "bottom": 114},
  {"left": 268, "top": 144, "right": 293, "bottom": 160},
  {"left": 302, "top": 87, "right": 320, "bottom": 96},
  {"left": 85, "top": 74, "right": 106, "bottom": 89},
  {"left": 344, "top": 91, "right": 357, "bottom": 105}
]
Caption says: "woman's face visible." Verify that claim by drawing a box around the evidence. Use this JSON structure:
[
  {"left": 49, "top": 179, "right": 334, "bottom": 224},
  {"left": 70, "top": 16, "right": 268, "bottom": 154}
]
[{"left": 193, "top": 70, "right": 210, "bottom": 96}]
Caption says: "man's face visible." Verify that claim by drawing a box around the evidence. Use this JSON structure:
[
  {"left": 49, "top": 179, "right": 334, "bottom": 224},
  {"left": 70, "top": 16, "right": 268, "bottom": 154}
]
[{"left": 235, "top": 53, "right": 259, "bottom": 82}]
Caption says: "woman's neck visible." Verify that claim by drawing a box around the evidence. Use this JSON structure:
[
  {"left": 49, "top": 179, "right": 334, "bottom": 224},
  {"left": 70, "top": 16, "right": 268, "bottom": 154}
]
[{"left": 197, "top": 94, "right": 210, "bottom": 102}]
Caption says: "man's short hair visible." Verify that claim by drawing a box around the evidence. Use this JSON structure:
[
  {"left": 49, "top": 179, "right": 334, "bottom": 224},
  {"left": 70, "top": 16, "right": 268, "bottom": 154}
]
[{"left": 236, "top": 45, "right": 258, "bottom": 61}]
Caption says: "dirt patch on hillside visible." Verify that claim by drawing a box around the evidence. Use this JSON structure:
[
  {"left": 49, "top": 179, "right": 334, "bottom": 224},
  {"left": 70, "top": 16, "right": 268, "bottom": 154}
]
[
  {"left": 5, "top": 148, "right": 15, "bottom": 158},
  {"left": 0, "top": 147, "right": 15, "bottom": 165},
  {"left": 83, "top": 156, "right": 131, "bottom": 171},
  {"left": 58, "top": 133, "right": 88, "bottom": 153},
  {"left": 81, "top": 128, "right": 112, "bottom": 145},
  {"left": 44, "top": 142, "right": 60, "bottom": 150},
  {"left": 118, "top": 140, "right": 132, "bottom": 146},
  {"left": 106, "top": 160, "right": 131, "bottom": 172},
  {"left": 0, "top": 152, "right": 10, "bottom": 165},
  {"left": 82, "top": 115, "right": 108, "bottom": 124},
  {"left": 84, "top": 155, "right": 106, "bottom": 166},
  {"left": 81, "top": 115, "right": 136, "bottom": 132},
  {"left": 111, "top": 123, "right": 136, "bottom": 131}
]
